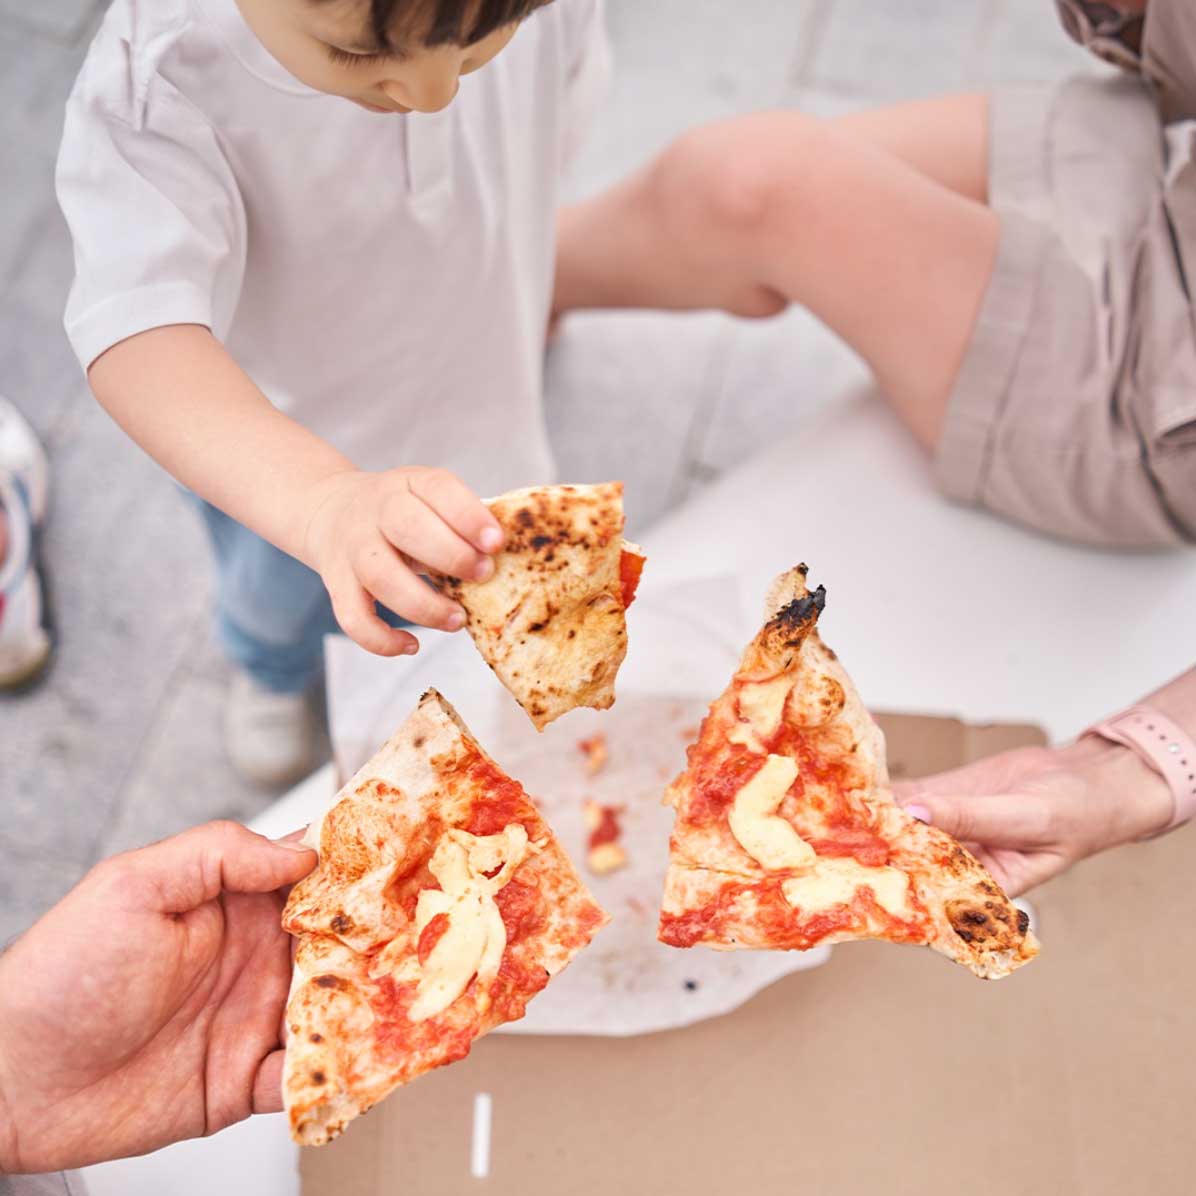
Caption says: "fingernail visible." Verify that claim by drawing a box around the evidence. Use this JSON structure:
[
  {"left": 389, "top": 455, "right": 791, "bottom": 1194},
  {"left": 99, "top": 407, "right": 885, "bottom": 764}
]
[
  {"left": 402, "top": 640, "right": 420, "bottom": 655},
  {"left": 904, "top": 804, "right": 932, "bottom": 825},
  {"left": 273, "top": 837, "right": 315, "bottom": 853},
  {"left": 445, "top": 609, "right": 467, "bottom": 631},
  {"left": 479, "top": 526, "right": 503, "bottom": 552},
  {"left": 473, "top": 556, "right": 495, "bottom": 582}
]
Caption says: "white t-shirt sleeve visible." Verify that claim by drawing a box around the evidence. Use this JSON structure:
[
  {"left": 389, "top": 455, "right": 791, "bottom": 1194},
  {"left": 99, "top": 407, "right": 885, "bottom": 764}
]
[
  {"left": 560, "top": 0, "right": 611, "bottom": 173},
  {"left": 57, "top": 72, "right": 247, "bottom": 370}
]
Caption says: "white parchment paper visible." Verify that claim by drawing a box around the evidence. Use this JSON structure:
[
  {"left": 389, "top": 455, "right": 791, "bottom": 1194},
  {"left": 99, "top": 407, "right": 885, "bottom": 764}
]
[{"left": 324, "top": 576, "right": 830, "bottom": 1037}]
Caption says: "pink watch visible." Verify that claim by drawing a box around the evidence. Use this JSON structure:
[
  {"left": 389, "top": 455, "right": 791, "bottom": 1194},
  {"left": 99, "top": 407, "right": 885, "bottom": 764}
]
[{"left": 1085, "top": 705, "right": 1196, "bottom": 838}]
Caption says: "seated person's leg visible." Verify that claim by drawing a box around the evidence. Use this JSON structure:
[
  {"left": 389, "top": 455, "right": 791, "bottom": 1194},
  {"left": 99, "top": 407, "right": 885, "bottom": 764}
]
[{"left": 553, "top": 97, "right": 999, "bottom": 452}]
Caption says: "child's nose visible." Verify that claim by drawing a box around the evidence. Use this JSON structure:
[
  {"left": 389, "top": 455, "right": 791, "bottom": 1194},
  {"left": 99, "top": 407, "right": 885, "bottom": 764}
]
[{"left": 381, "top": 69, "right": 460, "bottom": 114}]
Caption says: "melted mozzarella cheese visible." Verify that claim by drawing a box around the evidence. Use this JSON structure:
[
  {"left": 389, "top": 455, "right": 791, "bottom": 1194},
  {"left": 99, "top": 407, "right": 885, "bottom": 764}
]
[
  {"left": 728, "top": 754, "right": 815, "bottom": 871},
  {"left": 409, "top": 824, "right": 529, "bottom": 1022},
  {"left": 736, "top": 675, "right": 794, "bottom": 740},
  {"left": 781, "top": 856, "right": 912, "bottom": 917}
]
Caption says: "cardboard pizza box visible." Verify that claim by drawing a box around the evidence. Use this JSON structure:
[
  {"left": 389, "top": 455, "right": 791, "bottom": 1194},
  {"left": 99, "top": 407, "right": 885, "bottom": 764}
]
[{"left": 302, "top": 714, "right": 1196, "bottom": 1196}]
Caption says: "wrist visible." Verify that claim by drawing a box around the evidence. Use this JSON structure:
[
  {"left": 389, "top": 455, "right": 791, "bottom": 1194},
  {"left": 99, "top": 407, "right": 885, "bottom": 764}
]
[
  {"left": 298, "top": 468, "right": 365, "bottom": 572},
  {"left": 1058, "top": 733, "right": 1174, "bottom": 846}
]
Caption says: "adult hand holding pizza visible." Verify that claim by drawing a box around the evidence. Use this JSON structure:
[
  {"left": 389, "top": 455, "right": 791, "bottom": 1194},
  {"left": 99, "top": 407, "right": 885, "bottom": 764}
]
[
  {"left": 896, "top": 668, "right": 1196, "bottom": 897},
  {"left": 0, "top": 821, "right": 315, "bottom": 1174}
]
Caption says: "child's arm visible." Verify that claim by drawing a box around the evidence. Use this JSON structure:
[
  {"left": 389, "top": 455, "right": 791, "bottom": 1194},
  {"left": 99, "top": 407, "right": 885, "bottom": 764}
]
[{"left": 89, "top": 324, "right": 504, "bottom": 655}]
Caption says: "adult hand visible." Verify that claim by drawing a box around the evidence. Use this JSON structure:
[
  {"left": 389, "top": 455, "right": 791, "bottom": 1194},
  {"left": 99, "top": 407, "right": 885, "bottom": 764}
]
[
  {"left": 894, "top": 737, "right": 1173, "bottom": 897},
  {"left": 302, "top": 466, "right": 504, "bottom": 656},
  {"left": 0, "top": 821, "right": 316, "bottom": 1174}
]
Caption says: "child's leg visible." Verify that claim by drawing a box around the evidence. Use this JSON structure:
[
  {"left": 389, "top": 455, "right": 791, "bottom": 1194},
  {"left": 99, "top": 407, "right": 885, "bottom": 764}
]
[
  {"left": 196, "top": 499, "right": 338, "bottom": 694},
  {"left": 553, "top": 96, "right": 997, "bottom": 450}
]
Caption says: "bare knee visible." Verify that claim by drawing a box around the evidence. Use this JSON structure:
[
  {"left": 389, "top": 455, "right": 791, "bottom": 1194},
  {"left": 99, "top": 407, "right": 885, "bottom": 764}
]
[
  {"left": 651, "top": 112, "right": 824, "bottom": 234},
  {"left": 646, "top": 113, "right": 823, "bottom": 316}
]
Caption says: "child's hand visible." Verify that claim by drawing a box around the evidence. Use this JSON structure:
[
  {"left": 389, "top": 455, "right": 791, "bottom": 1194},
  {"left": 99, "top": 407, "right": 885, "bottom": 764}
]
[{"left": 302, "top": 467, "right": 503, "bottom": 655}]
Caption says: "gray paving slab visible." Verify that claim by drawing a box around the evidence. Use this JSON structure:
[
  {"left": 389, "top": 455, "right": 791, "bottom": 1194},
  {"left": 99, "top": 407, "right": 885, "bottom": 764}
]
[
  {"left": 0, "top": 395, "right": 211, "bottom": 863},
  {"left": 977, "top": 0, "right": 1095, "bottom": 86},
  {"left": 0, "top": 24, "right": 83, "bottom": 286},
  {"left": 0, "top": 848, "right": 88, "bottom": 945},
  {"left": 567, "top": 0, "right": 815, "bottom": 197},
  {"left": 799, "top": 0, "right": 989, "bottom": 103},
  {"left": 0, "top": 0, "right": 103, "bottom": 45},
  {"left": 0, "top": 298, "right": 83, "bottom": 444},
  {"left": 96, "top": 651, "right": 300, "bottom": 859},
  {"left": 691, "top": 306, "right": 871, "bottom": 477},
  {"left": 545, "top": 309, "right": 737, "bottom": 532}
]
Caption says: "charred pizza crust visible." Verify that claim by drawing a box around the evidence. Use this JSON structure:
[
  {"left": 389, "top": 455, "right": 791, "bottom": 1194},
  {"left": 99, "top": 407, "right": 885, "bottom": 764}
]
[
  {"left": 430, "top": 483, "right": 644, "bottom": 730},
  {"left": 658, "top": 566, "right": 1039, "bottom": 980},
  {"left": 282, "top": 690, "right": 608, "bottom": 1145}
]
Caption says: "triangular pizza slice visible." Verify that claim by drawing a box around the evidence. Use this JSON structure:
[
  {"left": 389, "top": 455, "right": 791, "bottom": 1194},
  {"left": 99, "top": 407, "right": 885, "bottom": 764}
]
[
  {"left": 432, "top": 482, "right": 645, "bottom": 730},
  {"left": 282, "top": 690, "right": 608, "bottom": 1145},
  {"left": 658, "top": 565, "right": 1039, "bottom": 979}
]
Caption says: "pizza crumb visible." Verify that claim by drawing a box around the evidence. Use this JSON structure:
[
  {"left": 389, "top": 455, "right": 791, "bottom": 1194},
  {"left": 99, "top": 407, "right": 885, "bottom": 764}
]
[
  {"left": 683, "top": 979, "right": 699, "bottom": 992},
  {"left": 576, "top": 733, "right": 609, "bottom": 776},
  {"left": 679, "top": 726, "right": 699, "bottom": 741},
  {"left": 583, "top": 799, "right": 626, "bottom": 875}
]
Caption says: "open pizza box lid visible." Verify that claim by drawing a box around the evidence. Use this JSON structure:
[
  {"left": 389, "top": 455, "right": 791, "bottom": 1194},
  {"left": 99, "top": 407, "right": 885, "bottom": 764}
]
[{"left": 303, "top": 709, "right": 1191, "bottom": 1196}]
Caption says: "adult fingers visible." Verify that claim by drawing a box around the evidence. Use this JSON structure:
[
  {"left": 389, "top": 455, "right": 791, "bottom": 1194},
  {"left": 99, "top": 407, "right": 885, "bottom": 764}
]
[
  {"left": 378, "top": 488, "right": 493, "bottom": 582},
  {"left": 897, "top": 792, "right": 1054, "bottom": 850},
  {"left": 326, "top": 567, "right": 422, "bottom": 655},
  {"left": 126, "top": 821, "right": 317, "bottom": 914},
  {"left": 405, "top": 468, "right": 503, "bottom": 553},
  {"left": 253, "top": 1048, "right": 286, "bottom": 1115}
]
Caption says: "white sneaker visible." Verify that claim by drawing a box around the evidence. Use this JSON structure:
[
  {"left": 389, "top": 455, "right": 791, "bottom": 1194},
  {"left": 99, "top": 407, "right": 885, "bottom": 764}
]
[
  {"left": 0, "top": 397, "right": 51, "bottom": 691},
  {"left": 224, "top": 671, "right": 320, "bottom": 788}
]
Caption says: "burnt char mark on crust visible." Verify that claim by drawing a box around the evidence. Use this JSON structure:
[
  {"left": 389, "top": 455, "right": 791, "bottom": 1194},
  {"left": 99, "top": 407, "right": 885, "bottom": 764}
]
[
  {"left": 945, "top": 898, "right": 1025, "bottom": 952},
  {"left": 1016, "top": 909, "right": 1031, "bottom": 935},
  {"left": 313, "top": 974, "right": 344, "bottom": 989},
  {"left": 764, "top": 585, "right": 826, "bottom": 651}
]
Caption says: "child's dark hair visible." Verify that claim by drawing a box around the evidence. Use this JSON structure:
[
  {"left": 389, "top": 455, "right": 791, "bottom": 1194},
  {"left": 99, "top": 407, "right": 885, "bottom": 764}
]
[{"left": 331, "top": 0, "right": 554, "bottom": 52}]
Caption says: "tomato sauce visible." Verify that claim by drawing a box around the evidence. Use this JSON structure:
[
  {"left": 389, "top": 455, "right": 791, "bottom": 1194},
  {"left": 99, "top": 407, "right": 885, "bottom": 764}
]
[
  {"left": 588, "top": 805, "right": 621, "bottom": 849},
  {"left": 686, "top": 746, "right": 766, "bottom": 825},
  {"left": 494, "top": 879, "right": 543, "bottom": 944},
  {"left": 417, "top": 913, "right": 449, "bottom": 965},
  {"left": 619, "top": 550, "right": 644, "bottom": 608},
  {"left": 462, "top": 754, "right": 533, "bottom": 836}
]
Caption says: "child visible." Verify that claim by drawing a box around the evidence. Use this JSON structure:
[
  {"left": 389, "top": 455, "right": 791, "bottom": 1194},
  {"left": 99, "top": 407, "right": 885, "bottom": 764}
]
[
  {"left": 57, "top": 0, "right": 607, "bottom": 784},
  {"left": 552, "top": 0, "right": 1196, "bottom": 551}
]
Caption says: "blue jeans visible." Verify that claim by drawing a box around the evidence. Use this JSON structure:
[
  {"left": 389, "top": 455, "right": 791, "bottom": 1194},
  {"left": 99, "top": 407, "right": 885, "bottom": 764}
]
[{"left": 195, "top": 501, "right": 404, "bottom": 694}]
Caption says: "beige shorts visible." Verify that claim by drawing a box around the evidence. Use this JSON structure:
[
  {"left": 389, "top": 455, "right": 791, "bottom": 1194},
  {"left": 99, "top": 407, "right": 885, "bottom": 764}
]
[{"left": 935, "top": 75, "right": 1196, "bottom": 548}]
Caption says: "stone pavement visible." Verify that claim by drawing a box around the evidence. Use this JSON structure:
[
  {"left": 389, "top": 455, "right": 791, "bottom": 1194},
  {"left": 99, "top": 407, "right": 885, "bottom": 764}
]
[{"left": 0, "top": 0, "right": 1089, "bottom": 942}]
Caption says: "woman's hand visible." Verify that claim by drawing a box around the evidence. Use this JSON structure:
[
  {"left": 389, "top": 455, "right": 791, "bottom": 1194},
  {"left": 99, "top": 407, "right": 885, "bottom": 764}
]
[{"left": 894, "top": 736, "right": 1173, "bottom": 896}]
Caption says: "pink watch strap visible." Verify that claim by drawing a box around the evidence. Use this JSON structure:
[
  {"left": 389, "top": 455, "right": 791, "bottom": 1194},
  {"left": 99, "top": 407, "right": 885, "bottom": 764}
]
[{"left": 1086, "top": 705, "right": 1196, "bottom": 836}]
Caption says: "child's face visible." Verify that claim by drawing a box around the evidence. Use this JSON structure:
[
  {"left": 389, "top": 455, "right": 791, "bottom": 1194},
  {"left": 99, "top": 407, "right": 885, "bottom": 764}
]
[{"left": 236, "top": 0, "right": 523, "bottom": 113}]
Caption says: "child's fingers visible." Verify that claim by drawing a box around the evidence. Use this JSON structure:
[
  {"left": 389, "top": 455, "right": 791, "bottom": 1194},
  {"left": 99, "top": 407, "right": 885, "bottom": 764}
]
[
  {"left": 379, "top": 489, "right": 493, "bottom": 582},
  {"left": 353, "top": 535, "right": 466, "bottom": 631},
  {"left": 407, "top": 468, "right": 504, "bottom": 554},
  {"left": 327, "top": 569, "right": 421, "bottom": 656}
]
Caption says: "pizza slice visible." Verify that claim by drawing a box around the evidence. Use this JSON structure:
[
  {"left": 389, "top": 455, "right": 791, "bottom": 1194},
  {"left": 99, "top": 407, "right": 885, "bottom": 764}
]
[
  {"left": 431, "top": 482, "right": 645, "bottom": 730},
  {"left": 281, "top": 690, "right": 608, "bottom": 1146},
  {"left": 658, "top": 565, "right": 1039, "bottom": 979}
]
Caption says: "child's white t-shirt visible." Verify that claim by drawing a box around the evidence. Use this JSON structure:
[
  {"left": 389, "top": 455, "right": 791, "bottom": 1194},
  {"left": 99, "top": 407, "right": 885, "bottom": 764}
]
[{"left": 56, "top": 0, "right": 607, "bottom": 496}]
